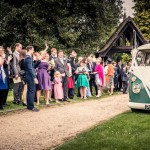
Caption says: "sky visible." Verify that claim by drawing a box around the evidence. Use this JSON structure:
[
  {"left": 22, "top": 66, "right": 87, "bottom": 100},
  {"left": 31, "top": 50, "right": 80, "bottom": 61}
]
[{"left": 123, "top": 0, "right": 135, "bottom": 17}]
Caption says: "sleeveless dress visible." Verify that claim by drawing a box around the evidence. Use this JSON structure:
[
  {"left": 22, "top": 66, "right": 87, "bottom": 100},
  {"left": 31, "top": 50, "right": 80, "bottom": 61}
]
[
  {"left": 37, "top": 62, "right": 52, "bottom": 90},
  {"left": 54, "top": 77, "right": 64, "bottom": 99},
  {"left": 76, "top": 67, "right": 89, "bottom": 88}
]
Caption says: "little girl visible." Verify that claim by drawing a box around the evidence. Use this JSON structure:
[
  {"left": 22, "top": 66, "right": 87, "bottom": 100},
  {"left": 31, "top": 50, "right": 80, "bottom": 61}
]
[{"left": 54, "top": 71, "right": 64, "bottom": 103}]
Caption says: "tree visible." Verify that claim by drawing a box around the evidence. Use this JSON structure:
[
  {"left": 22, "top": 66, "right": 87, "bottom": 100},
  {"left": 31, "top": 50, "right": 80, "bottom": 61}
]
[
  {"left": 0, "top": 0, "right": 123, "bottom": 54},
  {"left": 133, "top": 0, "right": 150, "bottom": 42}
]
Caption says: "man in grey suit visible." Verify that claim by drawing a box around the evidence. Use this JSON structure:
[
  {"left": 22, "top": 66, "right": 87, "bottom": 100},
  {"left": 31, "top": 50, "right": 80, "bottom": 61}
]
[
  {"left": 54, "top": 50, "right": 70, "bottom": 102},
  {"left": 12, "top": 43, "right": 23, "bottom": 104}
]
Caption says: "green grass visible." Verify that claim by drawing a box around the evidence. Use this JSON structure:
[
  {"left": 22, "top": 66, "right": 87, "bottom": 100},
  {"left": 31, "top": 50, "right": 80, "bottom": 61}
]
[
  {"left": 0, "top": 89, "right": 120, "bottom": 113},
  {"left": 56, "top": 111, "right": 150, "bottom": 150}
]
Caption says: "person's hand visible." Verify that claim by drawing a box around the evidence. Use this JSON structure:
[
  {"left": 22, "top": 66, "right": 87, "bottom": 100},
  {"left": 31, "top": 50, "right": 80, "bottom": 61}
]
[
  {"left": 61, "top": 73, "right": 65, "bottom": 77},
  {"left": 44, "top": 42, "right": 49, "bottom": 51},
  {"left": 34, "top": 78, "right": 39, "bottom": 84},
  {"left": 68, "top": 73, "right": 72, "bottom": 77},
  {"left": 93, "top": 72, "right": 97, "bottom": 74},
  {"left": 15, "top": 75, "right": 19, "bottom": 80},
  {"left": 7, "top": 47, "right": 12, "bottom": 53}
]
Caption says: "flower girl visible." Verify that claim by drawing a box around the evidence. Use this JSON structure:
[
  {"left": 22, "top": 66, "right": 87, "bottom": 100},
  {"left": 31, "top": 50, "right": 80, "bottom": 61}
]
[{"left": 54, "top": 71, "right": 64, "bottom": 103}]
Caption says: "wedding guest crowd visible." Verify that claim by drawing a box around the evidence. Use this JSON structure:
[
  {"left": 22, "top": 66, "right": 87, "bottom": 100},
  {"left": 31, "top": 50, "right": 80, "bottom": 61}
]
[{"left": 0, "top": 43, "right": 131, "bottom": 111}]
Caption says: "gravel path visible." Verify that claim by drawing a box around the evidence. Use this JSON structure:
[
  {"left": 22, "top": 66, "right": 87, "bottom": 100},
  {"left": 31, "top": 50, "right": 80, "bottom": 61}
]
[{"left": 0, "top": 94, "right": 129, "bottom": 150}]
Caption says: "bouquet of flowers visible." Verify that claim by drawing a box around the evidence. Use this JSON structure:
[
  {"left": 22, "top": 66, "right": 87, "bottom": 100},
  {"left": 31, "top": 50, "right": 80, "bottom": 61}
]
[{"left": 48, "top": 59, "right": 55, "bottom": 69}]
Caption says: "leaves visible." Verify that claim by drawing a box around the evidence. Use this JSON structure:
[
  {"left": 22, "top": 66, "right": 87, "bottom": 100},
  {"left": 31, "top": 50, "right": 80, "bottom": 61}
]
[
  {"left": 133, "top": 0, "right": 150, "bottom": 42},
  {"left": 0, "top": 0, "right": 123, "bottom": 54}
]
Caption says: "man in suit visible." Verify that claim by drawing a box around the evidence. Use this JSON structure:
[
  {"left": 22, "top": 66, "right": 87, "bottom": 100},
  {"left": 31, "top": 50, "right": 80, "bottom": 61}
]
[
  {"left": 12, "top": 43, "right": 23, "bottom": 105},
  {"left": 67, "top": 50, "right": 77, "bottom": 99},
  {"left": 116, "top": 60, "right": 123, "bottom": 91},
  {"left": 87, "top": 57, "right": 98, "bottom": 96},
  {"left": 24, "top": 46, "right": 39, "bottom": 111},
  {"left": 54, "top": 50, "right": 70, "bottom": 102}
]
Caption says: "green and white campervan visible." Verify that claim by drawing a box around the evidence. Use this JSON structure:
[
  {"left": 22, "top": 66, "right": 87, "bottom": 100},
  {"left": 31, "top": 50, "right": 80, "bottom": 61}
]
[{"left": 128, "top": 44, "right": 150, "bottom": 110}]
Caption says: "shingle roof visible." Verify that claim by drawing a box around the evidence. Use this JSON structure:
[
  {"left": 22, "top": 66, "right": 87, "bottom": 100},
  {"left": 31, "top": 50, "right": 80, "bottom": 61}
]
[{"left": 99, "top": 16, "right": 148, "bottom": 56}]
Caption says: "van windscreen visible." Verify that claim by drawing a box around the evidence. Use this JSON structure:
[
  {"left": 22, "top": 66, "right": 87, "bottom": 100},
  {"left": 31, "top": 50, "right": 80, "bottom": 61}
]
[{"left": 136, "top": 50, "right": 150, "bottom": 66}]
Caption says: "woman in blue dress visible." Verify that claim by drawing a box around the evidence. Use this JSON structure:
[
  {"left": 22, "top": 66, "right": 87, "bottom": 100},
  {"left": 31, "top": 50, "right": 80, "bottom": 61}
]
[
  {"left": 75, "top": 60, "right": 89, "bottom": 99},
  {"left": 0, "top": 55, "right": 8, "bottom": 110}
]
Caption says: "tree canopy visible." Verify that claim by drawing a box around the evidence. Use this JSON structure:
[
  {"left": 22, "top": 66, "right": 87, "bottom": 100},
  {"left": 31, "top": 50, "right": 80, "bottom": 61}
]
[
  {"left": 0, "top": 0, "right": 123, "bottom": 54},
  {"left": 133, "top": 0, "right": 150, "bottom": 42}
]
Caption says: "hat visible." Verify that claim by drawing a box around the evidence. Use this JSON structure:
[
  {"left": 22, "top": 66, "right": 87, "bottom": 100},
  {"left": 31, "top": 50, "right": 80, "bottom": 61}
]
[{"left": 107, "top": 58, "right": 112, "bottom": 62}]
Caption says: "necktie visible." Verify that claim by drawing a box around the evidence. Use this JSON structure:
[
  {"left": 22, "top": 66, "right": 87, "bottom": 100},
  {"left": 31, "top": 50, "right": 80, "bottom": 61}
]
[
  {"left": 60, "top": 58, "right": 64, "bottom": 65},
  {"left": 90, "top": 63, "right": 92, "bottom": 71}
]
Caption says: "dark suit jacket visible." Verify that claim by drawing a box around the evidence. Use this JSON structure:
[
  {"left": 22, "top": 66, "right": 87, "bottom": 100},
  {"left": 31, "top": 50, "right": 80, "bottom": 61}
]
[
  {"left": 68, "top": 56, "right": 76, "bottom": 74},
  {"left": 116, "top": 64, "right": 123, "bottom": 77},
  {"left": 49, "top": 55, "right": 56, "bottom": 61},
  {"left": 87, "top": 62, "right": 96, "bottom": 72},
  {"left": 87, "top": 62, "right": 96, "bottom": 79},
  {"left": 49, "top": 55, "right": 56, "bottom": 81},
  {"left": 24, "top": 55, "right": 36, "bottom": 80},
  {"left": 54, "top": 57, "right": 69, "bottom": 77}
]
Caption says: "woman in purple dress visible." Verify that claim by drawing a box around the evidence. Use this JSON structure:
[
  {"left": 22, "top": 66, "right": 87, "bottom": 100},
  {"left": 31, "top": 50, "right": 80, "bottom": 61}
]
[{"left": 36, "top": 51, "right": 52, "bottom": 105}]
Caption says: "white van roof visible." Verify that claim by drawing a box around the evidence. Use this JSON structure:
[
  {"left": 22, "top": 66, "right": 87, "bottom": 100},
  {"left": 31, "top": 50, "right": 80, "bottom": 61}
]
[{"left": 137, "top": 44, "right": 150, "bottom": 50}]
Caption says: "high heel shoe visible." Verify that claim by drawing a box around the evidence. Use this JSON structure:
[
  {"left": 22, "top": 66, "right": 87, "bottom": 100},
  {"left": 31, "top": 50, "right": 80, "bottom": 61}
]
[{"left": 22, "top": 102, "right": 27, "bottom": 106}]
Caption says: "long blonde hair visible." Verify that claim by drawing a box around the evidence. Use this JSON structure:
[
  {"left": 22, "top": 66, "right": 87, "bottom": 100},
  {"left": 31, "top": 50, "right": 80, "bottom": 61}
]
[
  {"left": 40, "top": 50, "right": 47, "bottom": 60},
  {"left": 54, "top": 71, "right": 61, "bottom": 78}
]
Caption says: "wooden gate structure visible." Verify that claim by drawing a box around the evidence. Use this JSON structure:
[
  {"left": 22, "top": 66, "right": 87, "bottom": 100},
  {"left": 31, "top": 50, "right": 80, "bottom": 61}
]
[{"left": 98, "top": 16, "right": 148, "bottom": 59}]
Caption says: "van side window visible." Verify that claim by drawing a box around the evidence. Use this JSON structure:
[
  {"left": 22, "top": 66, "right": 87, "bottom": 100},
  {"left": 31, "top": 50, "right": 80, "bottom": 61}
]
[
  {"left": 145, "top": 53, "right": 150, "bottom": 66},
  {"left": 136, "top": 51, "right": 146, "bottom": 66}
]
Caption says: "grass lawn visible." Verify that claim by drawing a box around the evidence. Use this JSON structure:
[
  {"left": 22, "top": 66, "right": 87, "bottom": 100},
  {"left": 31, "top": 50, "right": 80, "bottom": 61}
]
[
  {"left": 56, "top": 111, "right": 150, "bottom": 150},
  {"left": 0, "top": 88, "right": 120, "bottom": 113}
]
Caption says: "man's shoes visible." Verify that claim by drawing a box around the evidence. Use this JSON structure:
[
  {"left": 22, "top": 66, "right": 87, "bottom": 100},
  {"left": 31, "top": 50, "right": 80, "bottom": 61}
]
[
  {"left": 13, "top": 101, "right": 22, "bottom": 105},
  {"left": 29, "top": 108, "right": 39, "bottom": 112},
  {"left": 3, "top": 104, "right": 10, "bottom": 107},
  {"left": 63, "top": 99, "right": 70, "bottom": 102},
  {"left": 13, "top": 101, "right": 19, "bottom": 105},
  {"left": 68, "top": 97, "right": 74, "bottom": 99},
  {"left": 18, "top": 101, "right": 22, "bottom": 105},
  {"left": 58, "top": 99, "right": 63, "bottom": 102}
]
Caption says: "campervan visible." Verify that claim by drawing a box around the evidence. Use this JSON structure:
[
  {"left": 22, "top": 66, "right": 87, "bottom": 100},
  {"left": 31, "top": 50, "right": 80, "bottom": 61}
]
[{"left": 128, "top": 44, "right": 150, "bottom": 110}]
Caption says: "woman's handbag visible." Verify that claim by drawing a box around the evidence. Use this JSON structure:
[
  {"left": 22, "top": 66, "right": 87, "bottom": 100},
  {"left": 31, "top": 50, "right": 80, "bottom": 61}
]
[{"left": 95, "top": 74, "right": 102, "bottom": 86}]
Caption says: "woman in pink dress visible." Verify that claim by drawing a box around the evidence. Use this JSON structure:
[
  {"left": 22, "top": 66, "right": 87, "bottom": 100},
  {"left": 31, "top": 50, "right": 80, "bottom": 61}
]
[
  {"left": 94, "top": 58, "right": 104, "bottom": 97},
  {"left": 54, "top": 71, "right": 64, "bottom": 103}
]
